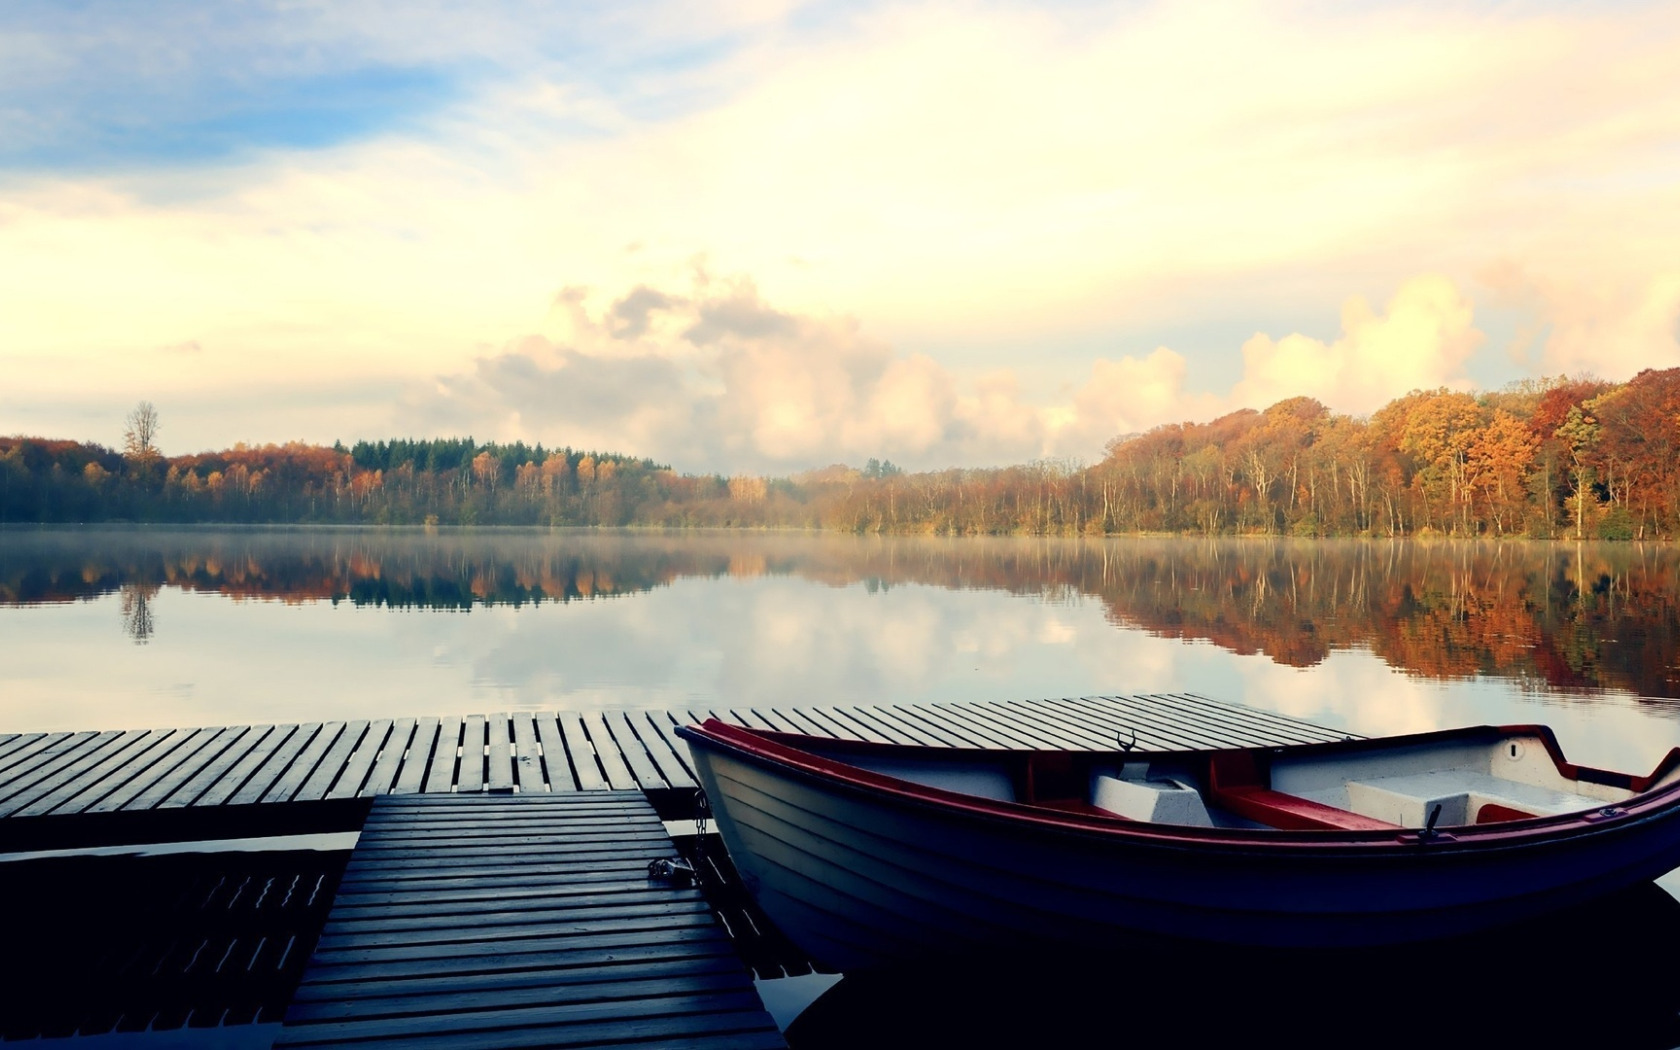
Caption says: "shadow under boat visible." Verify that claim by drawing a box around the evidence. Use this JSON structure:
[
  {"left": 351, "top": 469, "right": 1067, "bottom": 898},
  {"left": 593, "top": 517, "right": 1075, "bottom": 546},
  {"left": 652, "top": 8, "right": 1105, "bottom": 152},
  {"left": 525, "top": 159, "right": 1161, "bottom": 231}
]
[{"left": 784, "top": 879, "right": 1680, "bottom": 1050}]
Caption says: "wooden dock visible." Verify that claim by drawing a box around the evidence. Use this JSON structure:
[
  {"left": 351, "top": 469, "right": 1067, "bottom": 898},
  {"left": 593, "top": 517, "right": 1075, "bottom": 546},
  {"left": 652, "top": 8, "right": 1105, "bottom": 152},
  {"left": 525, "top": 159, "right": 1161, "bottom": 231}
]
[
  {"left": 274, "top": 791, "right": 786, "bottom": 1050},
  {"left": 0, "top": 694, "right": 1352, "bottom": 821}
]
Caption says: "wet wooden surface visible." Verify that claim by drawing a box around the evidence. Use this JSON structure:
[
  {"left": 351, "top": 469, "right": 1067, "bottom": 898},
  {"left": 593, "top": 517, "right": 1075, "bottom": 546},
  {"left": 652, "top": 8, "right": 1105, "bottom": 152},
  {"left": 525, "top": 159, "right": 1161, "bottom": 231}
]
[
  {"left": 0, "top": 694, "right": 1353, "bottom": 817},
  {"left": 274, "top": 791, "right": 786, "bottom": 1050}
]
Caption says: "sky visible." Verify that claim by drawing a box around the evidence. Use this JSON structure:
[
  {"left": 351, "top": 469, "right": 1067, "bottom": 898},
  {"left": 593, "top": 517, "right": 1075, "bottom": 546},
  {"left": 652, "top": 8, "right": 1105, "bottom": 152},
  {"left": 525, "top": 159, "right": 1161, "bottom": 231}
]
[{"left": 2, "top": 0, "right": 1678, "bottom": 474}]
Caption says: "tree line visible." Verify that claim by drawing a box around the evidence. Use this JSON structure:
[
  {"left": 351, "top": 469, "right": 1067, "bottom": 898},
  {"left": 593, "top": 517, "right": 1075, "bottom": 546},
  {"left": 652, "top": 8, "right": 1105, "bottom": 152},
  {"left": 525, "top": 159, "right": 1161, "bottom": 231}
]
[{"left": 2, "top": 368, "right": 1677, "bottom": 537}]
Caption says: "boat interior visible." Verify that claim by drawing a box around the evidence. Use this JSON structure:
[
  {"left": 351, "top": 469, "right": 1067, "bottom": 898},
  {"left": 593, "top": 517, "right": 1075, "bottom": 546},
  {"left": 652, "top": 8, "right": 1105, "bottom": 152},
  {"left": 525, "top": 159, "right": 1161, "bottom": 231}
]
[{"left": 823, "top": 729, "right": 1680, "bottom": 832}]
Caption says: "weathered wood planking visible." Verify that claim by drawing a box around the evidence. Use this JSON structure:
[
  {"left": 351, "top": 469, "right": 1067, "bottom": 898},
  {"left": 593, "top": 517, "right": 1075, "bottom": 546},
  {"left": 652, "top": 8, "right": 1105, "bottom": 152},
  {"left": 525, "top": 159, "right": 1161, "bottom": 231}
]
[
  {"left": 275, "top": 791, "right": 786, "bottom": 1050},
  {"left": 0, "top": 695, "right": 1353, "bottom": 818}
]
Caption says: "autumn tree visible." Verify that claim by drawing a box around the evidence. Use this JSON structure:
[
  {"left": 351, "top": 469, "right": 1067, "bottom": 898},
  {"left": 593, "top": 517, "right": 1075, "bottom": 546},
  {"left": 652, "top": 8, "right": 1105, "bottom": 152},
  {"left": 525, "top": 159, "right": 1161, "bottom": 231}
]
[
  {"left": 1588, "top": 368, "right": 1680, "bottom": 537},
  {"left": 1556, "top": 405, "right": 1601, "bottom": 540},
  {"left": 1527, "top": 375, "right": 1613, "bottom": 534},
  {"left": 1465, "top": 409, "right": 1538, "bottom": 535},
  {"left": 1377, "top": 389, "right": 1485, "bottom": 534},
  {"left": 123, "top": 401, "right": 162, "bottom": 468}
]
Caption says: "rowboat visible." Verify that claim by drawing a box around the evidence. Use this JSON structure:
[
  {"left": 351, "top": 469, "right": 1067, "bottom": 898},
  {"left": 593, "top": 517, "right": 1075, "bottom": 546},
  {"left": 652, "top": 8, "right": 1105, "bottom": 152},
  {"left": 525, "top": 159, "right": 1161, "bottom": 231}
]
[{"left": 675, "top": 718, "right": 1680, "bottom": 971}]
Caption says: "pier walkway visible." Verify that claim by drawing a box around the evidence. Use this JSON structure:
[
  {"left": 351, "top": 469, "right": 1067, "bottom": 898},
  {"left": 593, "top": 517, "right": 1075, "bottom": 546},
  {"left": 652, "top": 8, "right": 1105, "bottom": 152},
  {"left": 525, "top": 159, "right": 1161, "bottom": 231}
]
[
  {"left": 274, "top": 791, "right": 785, "bottom": 1050},
  {"left": 0, "top": 694, "right": 1352, "bottom": 820}
]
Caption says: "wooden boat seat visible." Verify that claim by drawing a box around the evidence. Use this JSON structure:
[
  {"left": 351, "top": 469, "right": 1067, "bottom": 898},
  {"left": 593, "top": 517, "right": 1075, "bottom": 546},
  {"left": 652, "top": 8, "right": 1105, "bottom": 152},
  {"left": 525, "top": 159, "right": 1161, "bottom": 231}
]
[
  {"left": 1207, "top": 752, "right": 1399, "bottom": 832},
  {"left": 1211, "top": 784, "right": 1401, "bottom": 831}
]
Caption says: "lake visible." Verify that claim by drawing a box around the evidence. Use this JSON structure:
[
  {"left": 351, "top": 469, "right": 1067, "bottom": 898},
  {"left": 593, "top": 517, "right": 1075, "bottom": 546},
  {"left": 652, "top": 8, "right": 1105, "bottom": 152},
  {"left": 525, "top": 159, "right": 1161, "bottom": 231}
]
[{"left": 3, "top": 526, "right": 1678, "bottom": 775}]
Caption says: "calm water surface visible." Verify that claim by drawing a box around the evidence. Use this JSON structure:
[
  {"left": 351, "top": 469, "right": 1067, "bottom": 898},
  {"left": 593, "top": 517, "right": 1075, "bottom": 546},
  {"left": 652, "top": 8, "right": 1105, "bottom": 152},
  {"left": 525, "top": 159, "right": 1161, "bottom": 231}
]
[
  {"left": 7, "top": 526, "right": 1680, "bottom": 1046},
  {"left": 3, "top": 526, "right": 1679, "bottom": 773}
]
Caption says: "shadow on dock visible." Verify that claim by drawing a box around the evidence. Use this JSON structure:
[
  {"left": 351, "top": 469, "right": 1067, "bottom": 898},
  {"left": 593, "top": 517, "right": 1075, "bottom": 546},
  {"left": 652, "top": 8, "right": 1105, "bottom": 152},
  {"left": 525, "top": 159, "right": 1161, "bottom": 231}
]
[{"left": 0, "top": 847, "right": 349, "bottom": 1041}]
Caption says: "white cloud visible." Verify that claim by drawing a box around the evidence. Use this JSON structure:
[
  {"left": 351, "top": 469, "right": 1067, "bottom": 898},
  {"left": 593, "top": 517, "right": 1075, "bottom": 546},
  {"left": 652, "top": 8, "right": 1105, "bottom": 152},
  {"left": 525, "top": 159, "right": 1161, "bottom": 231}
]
[
  {"left": 409, "top": 269, "right": 1494, "bottom": 471},
  {"left": 1054, "top": 350, "right": 1222, "bottom": 448},
  {"left": 1482, "top": 264, "right": 1680, "bottom": 378},
  {"left": 406, "top": 271, "right": 1046, "bottom": 469},
  {"left": 1229, "top": 275, "right": 1484, "bottom": 415}
]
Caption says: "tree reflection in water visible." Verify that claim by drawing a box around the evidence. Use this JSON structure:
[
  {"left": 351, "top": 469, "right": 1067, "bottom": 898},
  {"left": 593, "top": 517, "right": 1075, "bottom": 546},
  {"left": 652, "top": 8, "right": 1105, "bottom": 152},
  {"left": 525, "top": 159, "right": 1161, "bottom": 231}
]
[
  {"left": 118, "top": 582, "right": 158, "bottom": 644},
  {"left": 784, "top": 881, "right": 1680, "bottom": 1049},
  {"left": 5, "top": 530, "right": 1678, "bottom": 698}
]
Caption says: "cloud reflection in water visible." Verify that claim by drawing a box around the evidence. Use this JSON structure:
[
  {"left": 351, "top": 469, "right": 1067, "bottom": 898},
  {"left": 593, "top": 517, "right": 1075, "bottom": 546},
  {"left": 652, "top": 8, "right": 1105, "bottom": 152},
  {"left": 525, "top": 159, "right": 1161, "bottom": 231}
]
[{"left": 1, "top": 529, "right": 1678, "bottom": 773}]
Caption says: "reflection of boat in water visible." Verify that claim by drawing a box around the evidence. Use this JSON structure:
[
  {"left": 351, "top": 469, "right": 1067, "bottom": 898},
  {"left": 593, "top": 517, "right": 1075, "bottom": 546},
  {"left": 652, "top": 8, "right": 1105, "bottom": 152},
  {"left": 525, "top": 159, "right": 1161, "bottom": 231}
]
[
  {"left": 677, "top": 720, "right": 1680, "bottom": 971},
  {"left": 783, "top": 881, "right": 1680, "bottom": 1049}
]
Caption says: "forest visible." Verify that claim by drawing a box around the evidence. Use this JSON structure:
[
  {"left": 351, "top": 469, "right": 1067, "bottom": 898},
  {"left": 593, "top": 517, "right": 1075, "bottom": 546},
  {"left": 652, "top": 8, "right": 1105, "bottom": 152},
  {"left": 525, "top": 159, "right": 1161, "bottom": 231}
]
[{"left": 3, "top": 367, "right": 1678, "bottom": 538}]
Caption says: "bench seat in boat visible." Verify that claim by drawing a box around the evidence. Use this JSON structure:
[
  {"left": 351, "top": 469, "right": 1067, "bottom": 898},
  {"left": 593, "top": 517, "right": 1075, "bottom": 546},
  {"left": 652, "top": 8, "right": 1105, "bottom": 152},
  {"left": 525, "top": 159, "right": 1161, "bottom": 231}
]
[
  {"left": 1090, "top": 774, "right": 1214, "bottom": 826},
  {"left": 1209, "top": 784, "right": 1399, "bottom": 831},
  {"left": 1203, "top": 751, "right": 1400, "bottom": 831},
  {"left": 1342, "top": 771, "right": 1607, "bottom": 827}
]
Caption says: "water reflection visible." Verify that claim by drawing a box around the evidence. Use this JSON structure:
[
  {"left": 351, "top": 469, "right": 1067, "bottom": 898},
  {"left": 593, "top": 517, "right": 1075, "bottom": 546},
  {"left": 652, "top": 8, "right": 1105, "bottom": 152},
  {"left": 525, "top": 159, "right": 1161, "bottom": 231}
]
[
  {"left": 118, "top": 582, "right": 158, "bottom": 644},
  {"left": 3, "top": 528, "right": 1677, "bottom": 698},
  {"left": 784, "top": 882, "right": 1680, "bottom": 1049}
]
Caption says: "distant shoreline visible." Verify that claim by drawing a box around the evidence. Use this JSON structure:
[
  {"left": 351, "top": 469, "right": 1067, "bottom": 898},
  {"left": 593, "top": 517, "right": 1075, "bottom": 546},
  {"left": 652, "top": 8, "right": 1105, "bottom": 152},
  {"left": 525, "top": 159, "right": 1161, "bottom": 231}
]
[{"left": 1, "top": 519, "right": 1671, "bottom": 545}]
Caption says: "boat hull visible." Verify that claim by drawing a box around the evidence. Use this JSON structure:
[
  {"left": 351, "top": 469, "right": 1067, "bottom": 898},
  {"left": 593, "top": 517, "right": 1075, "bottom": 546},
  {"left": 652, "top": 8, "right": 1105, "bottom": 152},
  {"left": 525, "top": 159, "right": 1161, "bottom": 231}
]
[{"left": 684, "top": 727, "right": 1680, "bottom": 971}]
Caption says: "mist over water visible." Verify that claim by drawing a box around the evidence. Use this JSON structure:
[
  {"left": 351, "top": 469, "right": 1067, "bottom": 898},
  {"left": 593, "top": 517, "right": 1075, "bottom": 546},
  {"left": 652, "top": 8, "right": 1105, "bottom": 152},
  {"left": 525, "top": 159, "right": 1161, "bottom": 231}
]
[{"left": 2, "top": 526, "right": 1678, "bottom": 773}]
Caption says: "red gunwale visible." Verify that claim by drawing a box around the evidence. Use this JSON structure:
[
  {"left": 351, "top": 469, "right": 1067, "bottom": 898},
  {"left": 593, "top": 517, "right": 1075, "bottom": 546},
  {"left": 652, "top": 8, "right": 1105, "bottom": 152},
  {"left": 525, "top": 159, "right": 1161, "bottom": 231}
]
[{"left": 678, "top": 719, "right": 1680, "bottom": 852}]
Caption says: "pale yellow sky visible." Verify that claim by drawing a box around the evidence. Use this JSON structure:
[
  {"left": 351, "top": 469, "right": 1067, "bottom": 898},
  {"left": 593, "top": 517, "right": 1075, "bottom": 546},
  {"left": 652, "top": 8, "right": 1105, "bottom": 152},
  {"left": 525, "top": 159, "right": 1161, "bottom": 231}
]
[{"left": 2, "top": 1, "right": 1677, "bottom": 469}]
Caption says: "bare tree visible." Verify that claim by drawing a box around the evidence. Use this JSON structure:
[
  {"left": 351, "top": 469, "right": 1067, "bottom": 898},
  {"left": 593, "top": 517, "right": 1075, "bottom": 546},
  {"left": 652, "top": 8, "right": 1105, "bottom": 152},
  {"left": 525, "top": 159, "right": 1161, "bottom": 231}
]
[{"left": 124, "top": 401, "right": 161, "bottom": 464}]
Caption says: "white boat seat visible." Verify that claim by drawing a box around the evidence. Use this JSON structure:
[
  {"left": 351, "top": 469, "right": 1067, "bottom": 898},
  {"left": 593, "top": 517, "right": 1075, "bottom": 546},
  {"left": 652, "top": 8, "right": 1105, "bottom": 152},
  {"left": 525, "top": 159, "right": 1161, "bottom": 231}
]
[
  {"left": 1091, "top": 774, "right": 1214, "bottom": 826},
  {"left": 1344, "top": 771, "right": 1605, "bottom": 828}
]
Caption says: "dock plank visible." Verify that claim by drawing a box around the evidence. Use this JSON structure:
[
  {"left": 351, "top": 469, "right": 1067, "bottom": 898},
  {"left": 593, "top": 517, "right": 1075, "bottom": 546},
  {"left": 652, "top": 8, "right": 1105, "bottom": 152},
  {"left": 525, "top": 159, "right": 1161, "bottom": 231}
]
[
  {"left": 393, "top": 718, "right": 440, "bottom": 796},
  {"left": 605, "top": 711, "right": 667, "bottom": 791},
  {"left": 203, "top": 723, "right": 299, "bottom": 806},
  {"left": 985, "top": 698, "right": 1115, "bottom": 748},
  {"left": 883, "top": 704, "right": 980, "bottom": 747},
  {"left": 424, "top": 718, "right": 463, "bottom": 794},
  {"left": 359, "top": 719, "right": 417, "bottom": 798},
  {"left": 822, "top": 706, "right": 912, "bottom": 744},
  {"left": 785, "top": 707, "right": 856, "bottom": 740},
  {"left": 0, "top": 731, "right": 41, "bottom": 763},
  {"left": 1059, "top": 695, "right": 1228, "bottom": 750},
  {"left": 285, "top": 721, "right": 367, "bottom": 802},
  {"left": 228, "top": 723, "right": 323, "bottom": 805},
  {"left": 156, "top": 723, "right": 272, "bottom": 808},
  {"left": 457, "top": 715, "right": 486, "bottom": 794},
  {"left": 1174, "top": 691, "right": 1351, "bottom": 743},
  {"left": 534, "top": 715, "right": 579, "bottom": 792},
  {"left": 511, "top": 714, "right": 544, "bottom": 792},
  {"left": 3, "top": 730, "right": 158, "bottom": 816},
  {"left": 906, "top": 704, "right": 1018, "bottom": 748},
  {"left": 0, "top": 730, "right": 116, "bottom": 806},
  {"left": 1076, "top": 694, "right": 1249, "bottom": 748},
  {"left": 628, "top": 711, "right": 696, "bottom": 790},
  {"left": 559, "top": 713, "right": 609, "bottom": 792},
  {"left": 486, "top": 713, "right": 514, "bottom": 793},
  {"left": 0, "top": 732, "right": 61, "bottom": 783},
  {"left": 978, "top": 700, "right": 1100, "bottom": 748},
  {"left": 581, "top": 712, "right": 637, "bottom": 790},
  {"left": 276, "top": 791, "right": 784, "bottom": 1050},
  {"left": 285, "top": 957, "right": 743, "bottom": 1018},
  {"left": 30, "top": 729, "right": 193, "bottom": 816},
  {"left": 86, "top": 725, "right": 227, "bottom": 813}
]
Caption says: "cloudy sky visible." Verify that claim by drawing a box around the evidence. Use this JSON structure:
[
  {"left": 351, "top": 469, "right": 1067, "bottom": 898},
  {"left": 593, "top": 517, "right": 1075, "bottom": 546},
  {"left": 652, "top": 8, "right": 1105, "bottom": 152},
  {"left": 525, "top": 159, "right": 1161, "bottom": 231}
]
[{"left": 3, "top": 0, "right": 1677, "bottom": 472}]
